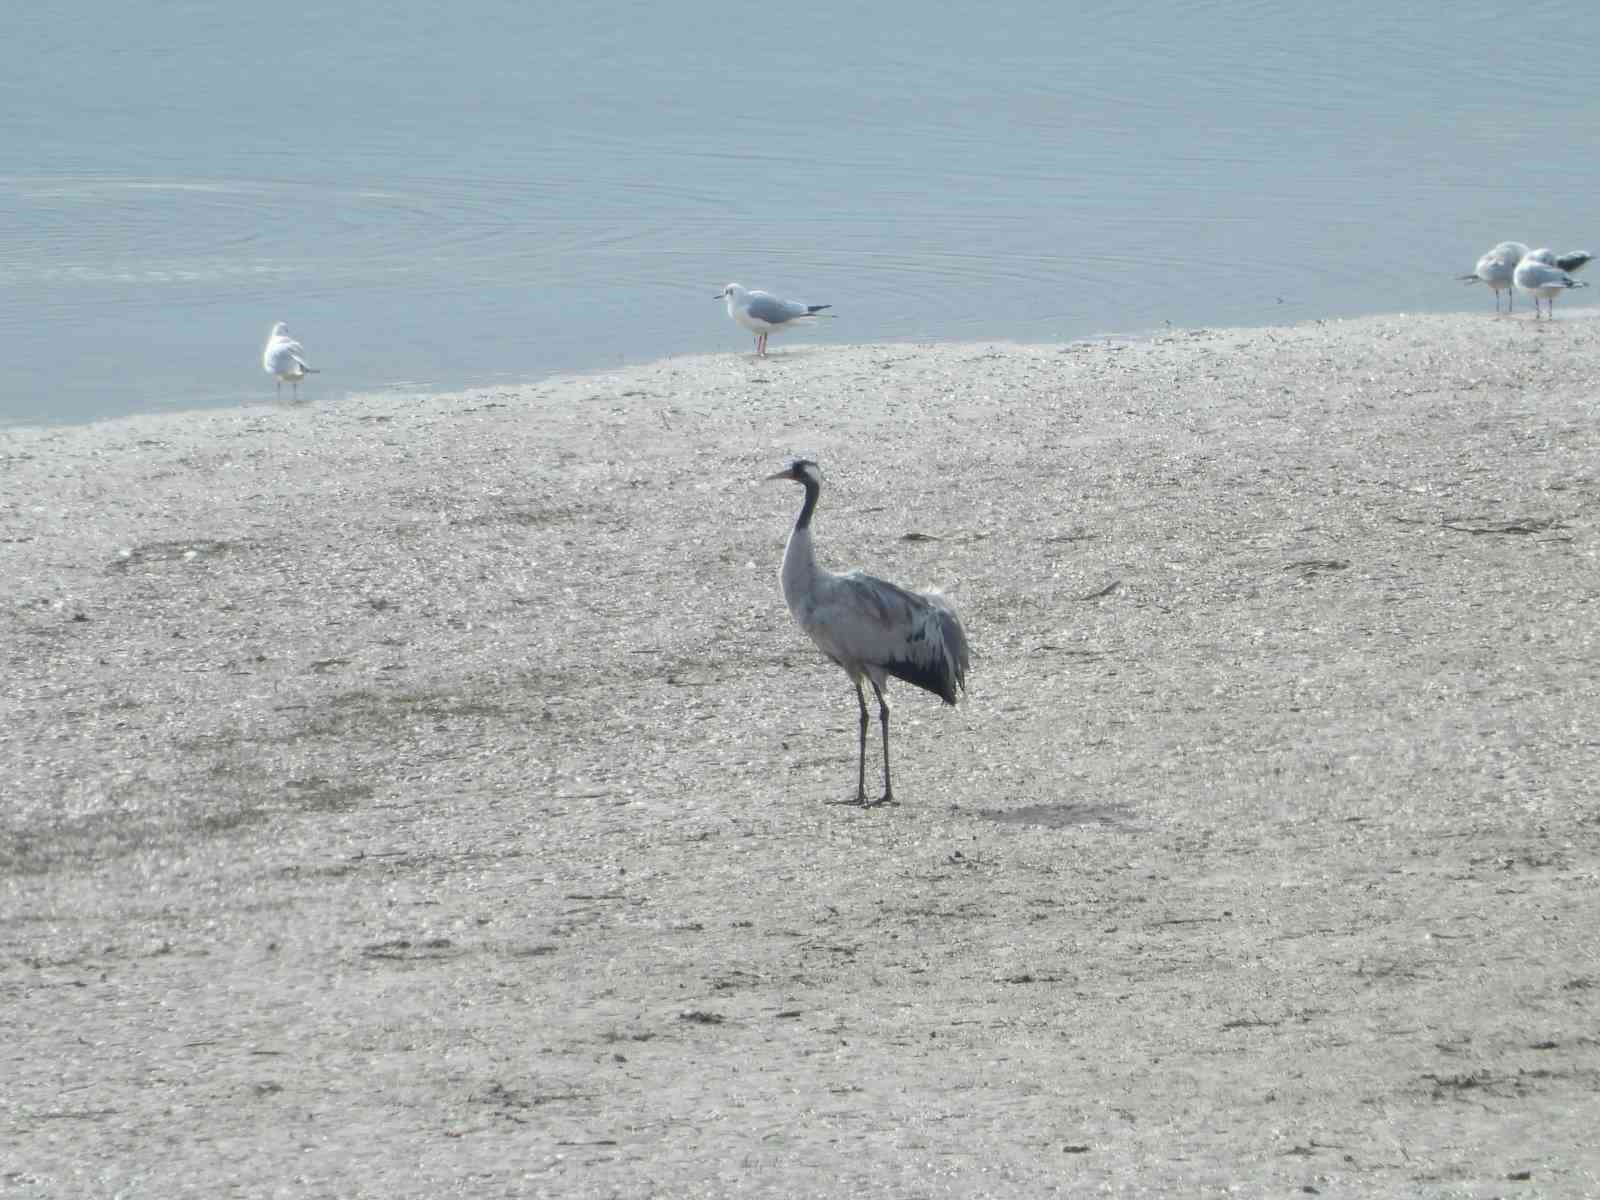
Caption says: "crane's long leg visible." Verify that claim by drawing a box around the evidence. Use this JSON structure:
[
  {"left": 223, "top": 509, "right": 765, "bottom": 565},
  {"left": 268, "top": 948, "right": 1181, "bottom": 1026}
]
[
  {"left": 869, "top": 679, "right": 896, "bottom": 806},
  {"left": 852, "top": 678, "right": 870, "bottom": 804}
]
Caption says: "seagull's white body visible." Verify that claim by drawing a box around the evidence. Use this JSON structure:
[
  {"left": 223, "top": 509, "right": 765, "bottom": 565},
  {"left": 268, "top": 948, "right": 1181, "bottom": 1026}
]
[
  {"left": 1514, "top": 249, "right": 1589, "bottom": 319},
  {"left": 769, "top": 458, "right": 970, "bottom": 806},
  {"left": 262, "top": 321, "right": 318, "bottom": 398},
  {"left": 1462, "top": 241, "right": 1529, "bottom": 313},
  {"left": 718, "top": 283, "right": 831, "bottom": 357}
]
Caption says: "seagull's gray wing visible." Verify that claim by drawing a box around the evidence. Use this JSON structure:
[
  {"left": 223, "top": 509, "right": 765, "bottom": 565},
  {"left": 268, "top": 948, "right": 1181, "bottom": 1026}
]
[
  {"left": 1517, "top": 262, "right": 1585, "bottom": 290},
  {"left": 744, "top": 291, "right": 810, "bottom": 325}
]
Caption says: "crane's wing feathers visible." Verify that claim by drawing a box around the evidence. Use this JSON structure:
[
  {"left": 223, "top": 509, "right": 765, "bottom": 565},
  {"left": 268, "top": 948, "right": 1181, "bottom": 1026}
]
[{"left": 808, "top": 570, "right": 970, "bottom": 704}]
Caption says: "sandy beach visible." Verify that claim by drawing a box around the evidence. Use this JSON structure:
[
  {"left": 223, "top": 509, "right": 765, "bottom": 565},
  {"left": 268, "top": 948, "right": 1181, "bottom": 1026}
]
[{"left": 4, "top": 312, "right": 1599, "bottom": 1197}]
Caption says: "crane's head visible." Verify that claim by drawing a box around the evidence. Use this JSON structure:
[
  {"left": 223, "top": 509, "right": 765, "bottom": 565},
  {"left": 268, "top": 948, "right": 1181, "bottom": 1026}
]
[
  {"left": 765, "top": 459, "right": 822, "bottom": 487},
  {"left": 269, "top": 321, "right": 290, "bottom": 337},
  {"left": 715, "top": 283, "right": 742, "bottom": 300}
]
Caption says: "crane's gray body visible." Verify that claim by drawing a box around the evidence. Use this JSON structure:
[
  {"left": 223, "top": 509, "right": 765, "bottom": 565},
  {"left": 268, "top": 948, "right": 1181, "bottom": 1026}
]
[{"left": 770, "top": 459, "right": 970, "bottom": 805}]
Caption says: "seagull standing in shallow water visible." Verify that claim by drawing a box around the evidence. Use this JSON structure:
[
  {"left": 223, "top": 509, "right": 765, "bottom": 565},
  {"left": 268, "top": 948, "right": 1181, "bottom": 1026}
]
[
  {"left": 767, "top": 458, "right": 971, "bottom": 807},
  {"left": 1515, "top": 249, "right": 1589, "bottom": 320},
  {"left": 262, "top": 322, "right": 318, "bottom": 399},
  {"left": 1460, "top": 241, "right": 1529, "bottom": 313},
  {"left": 718, "top": 283, "right": 832, "bottom": 357}
]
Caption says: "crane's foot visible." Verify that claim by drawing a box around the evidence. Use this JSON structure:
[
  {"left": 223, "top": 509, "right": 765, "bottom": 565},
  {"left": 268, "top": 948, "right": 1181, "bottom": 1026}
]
[{"left": 828, "top": 790, "right": 904, "bottom": 806}]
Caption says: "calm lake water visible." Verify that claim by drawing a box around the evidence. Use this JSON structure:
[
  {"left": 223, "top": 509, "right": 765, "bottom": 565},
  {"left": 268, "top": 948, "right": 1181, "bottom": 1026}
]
[{"left": 3, "top": 1, "right": 1599, "bottom": 426}]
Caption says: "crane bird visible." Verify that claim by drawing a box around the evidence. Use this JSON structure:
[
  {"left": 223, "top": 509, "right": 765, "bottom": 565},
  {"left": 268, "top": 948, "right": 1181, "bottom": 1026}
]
[
  {"left": 1460, "top": 241, "right": 1528, "bottom": 313},
  {"left": 1514, "top": 248, "right": 1589, "bottom": 319},
  {"left": 718, "top": 283, "right": 832, "bottom": 358},
  {"left": 767, "top": 458, "right": 971, "bottom": 806},
  {"left": 262, "top": 321, "right": 319, "bottom": 399}
]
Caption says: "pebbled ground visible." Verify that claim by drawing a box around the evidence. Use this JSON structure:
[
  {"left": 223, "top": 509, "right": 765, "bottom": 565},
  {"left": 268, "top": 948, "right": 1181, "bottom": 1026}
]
[{"left": 3, "top": 312, "right": 1599, "bottom": 1198}]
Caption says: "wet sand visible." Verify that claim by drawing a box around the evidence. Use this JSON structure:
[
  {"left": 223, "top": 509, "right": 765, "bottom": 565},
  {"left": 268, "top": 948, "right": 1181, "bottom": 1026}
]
[{"left": 4, "top": 313, "right": 1599, "bottom": 1196}]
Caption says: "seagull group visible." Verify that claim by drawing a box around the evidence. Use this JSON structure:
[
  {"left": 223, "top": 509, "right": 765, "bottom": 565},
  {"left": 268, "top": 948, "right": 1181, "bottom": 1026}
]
[
  {"left": 1462, "top": 241, "right": 1591, "bottom": 318},
  {"left": 262, "top": 237, "right": 1593, "bottom": 404},
  {"left": 259, "top": 282, "right": 838, "bottom": 403}
]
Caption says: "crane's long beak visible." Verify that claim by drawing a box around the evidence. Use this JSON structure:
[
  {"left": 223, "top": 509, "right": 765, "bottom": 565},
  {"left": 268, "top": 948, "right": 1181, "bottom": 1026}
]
[{"left": 763, "top": 466, "right": 796, "bottom": 483}]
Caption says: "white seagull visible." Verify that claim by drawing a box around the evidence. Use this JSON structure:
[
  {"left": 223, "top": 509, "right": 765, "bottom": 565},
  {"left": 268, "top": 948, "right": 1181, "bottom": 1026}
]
[
  {"left": 262, "top": 321, "right": 319, "bottom": 398},
  {"left": 1460, "top": 241, "right": 1529, "bottom": 313},
  {"left": 717, "top": 283, "right": 832, "bottom": 358},
  {"left": 767, "top": 458, "right": 971, "bottom": 806},
  {"left": 1514, "top": 249, "right": 1589, "bottom": 320}
]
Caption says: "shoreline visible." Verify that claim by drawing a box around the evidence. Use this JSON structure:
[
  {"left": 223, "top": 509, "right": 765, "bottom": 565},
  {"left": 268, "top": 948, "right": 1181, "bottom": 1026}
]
[
  {"left": 4, "top": 310, "right": 1599, "bottom": 1195},
  {"left": 8, "top": 302, "right": 1594, "bottom": 436}
]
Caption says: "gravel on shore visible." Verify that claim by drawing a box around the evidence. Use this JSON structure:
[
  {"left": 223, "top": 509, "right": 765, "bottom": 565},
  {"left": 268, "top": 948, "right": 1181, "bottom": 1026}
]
[{"left": 4, "top": 313, "right": 1598, "bottom": 1197}]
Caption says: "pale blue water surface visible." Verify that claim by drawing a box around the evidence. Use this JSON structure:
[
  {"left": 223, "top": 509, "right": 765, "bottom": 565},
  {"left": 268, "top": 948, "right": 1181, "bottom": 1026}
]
[{"left": 3, "top": 1, "right": 1599, "bottom": 426}]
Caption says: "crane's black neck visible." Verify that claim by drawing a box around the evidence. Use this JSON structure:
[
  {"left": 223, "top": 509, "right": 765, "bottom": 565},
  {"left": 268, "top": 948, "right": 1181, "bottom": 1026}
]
[{"left": 793, "top": 478, "right": 821, "bottom": 531}]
